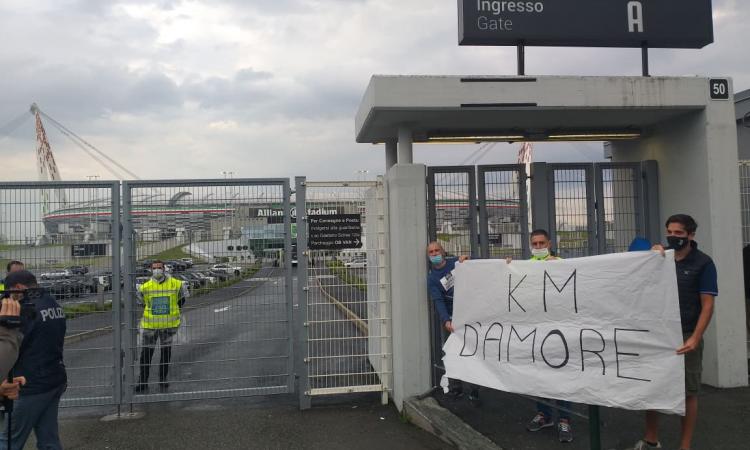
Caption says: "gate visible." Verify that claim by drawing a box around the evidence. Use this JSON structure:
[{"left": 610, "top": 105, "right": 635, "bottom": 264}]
[
  {"left": 295, "top": 178, "right": 392, "bottom": 409},
  {"left": 427, "top": 161, "right": 659, "bottom": 383},
  {"left": 0, "top": 181, "right": 121, "bottom": 407},
  {"left": 121, "top": 179, "right": 295, "bottom": 404},
  {"left": 428, "top": 161, "right": 659, "bottom": 257}
]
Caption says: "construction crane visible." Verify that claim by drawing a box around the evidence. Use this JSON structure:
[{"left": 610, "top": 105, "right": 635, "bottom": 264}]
[
  {"left": 31, "top": 103, "right": 66, "bottom": 214},
  {"left": 30, "top": 103, "right": 140, "bottom": 181}
]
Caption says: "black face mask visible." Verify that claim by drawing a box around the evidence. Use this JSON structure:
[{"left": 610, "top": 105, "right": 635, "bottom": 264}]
[{"left": 666, "top": 235, "right": 689, "bottom": 250}]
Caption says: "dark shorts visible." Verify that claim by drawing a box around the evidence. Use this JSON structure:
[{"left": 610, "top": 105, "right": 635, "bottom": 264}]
[{"left": 684, "top": 332, "right": 704, "bottom": 396}]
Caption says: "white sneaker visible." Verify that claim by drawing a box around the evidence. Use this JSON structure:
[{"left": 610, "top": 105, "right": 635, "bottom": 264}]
[{"left": 630, "top": 440, "right": 662, "bottom": 450}]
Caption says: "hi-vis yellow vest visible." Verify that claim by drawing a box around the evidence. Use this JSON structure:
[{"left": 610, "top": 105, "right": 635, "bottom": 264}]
[
  {"left": 140, "top": 277, "right": 183, "bottom": 329},
  {"left": 0, "top": 282, "right": 5, "bottom": 293}
]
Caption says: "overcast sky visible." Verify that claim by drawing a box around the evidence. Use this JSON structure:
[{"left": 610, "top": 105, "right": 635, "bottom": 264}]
[{"left": 0, "top": 0, "right": 746, "bottom": 182}]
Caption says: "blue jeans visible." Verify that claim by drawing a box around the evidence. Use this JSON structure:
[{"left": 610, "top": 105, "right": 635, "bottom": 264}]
[
  {"left": 537, "top": 398, "right": 571, "bottom": 421},
  {"left": 0, "top": 383, "right": 65, "bottom": 450}
]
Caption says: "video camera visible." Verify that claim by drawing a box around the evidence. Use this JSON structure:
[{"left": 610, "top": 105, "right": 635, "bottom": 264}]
[{"left": 0, "top": 289, "right": 37, "bottom": 330}]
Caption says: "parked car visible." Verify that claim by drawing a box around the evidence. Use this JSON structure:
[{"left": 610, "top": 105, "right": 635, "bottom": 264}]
[
  {"left": 210, "top": 264, "right": 242, "bottom": 276},
  {"left": 63, "top": 278, "right": 88, "bottom": 297},
  {"left": 208, "top": 270, "right": 232, "bottom": 282},
  {"left": 40, "top": 269, "right": 71, "bottom": 280},
  {"left": 67, "top": 265, "right": 89, "bottom": 275},
  {"left": 181, "top": 271, "right": 206, "bottom": 287},
  {"left": 85, "top": 271, "right": 113, "bottom": 292},
  {"left": 133, "top": 267, "right": 152, "bottom": 277},
  {"left": 180, "top": 258, "right": 194, "bottom": 268},
  {"left": 344, "top": 258, "right": 367, "bottom": 268},
  {"left": 191, "top": 271, "right": 216, "bottom": 284},
  {"left": 39, "top": 280, "right": 69, "bottom": 301},
  {"left": 173, "top": 273, "right": 201, "bottom": 290},
  {"left": 167, "top": 260, "right": 188, "bottom": 272}
]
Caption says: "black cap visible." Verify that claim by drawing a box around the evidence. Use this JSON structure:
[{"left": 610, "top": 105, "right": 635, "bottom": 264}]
[{"left": 3, "top": 270, "right": 37, "bottom": 289}]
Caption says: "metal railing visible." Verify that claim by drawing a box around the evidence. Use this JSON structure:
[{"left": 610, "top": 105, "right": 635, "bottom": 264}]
[
  {"left": 295, "top": 178, "right": 392, "bottom": 409},
  {"left": 121, "top": 179, "right": 294, "bottom": 405},
  {"left": 1, "top": 178, "right": 300, "bottom": 411},
  {"left": 0, "top": 181, "right": 121, "bottom": 407},
  {"left": 740, "top": 161, "right": 750, "bottom": 246}
]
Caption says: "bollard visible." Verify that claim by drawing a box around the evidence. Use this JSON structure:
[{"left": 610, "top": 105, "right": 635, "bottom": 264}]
[{"left": 588, "top": 405, "right": 601, "bottom": 450}]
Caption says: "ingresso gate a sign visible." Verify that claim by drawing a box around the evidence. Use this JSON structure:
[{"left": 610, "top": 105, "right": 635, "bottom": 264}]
[{"left": 458, "top": 0, "right": 714, "bottom": 49}]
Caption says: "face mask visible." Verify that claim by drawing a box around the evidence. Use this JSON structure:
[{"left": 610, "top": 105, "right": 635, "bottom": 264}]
[
  {"left": 531, "top": 248, "right": 550, "bottom": 259},
  {"left": 666, "top": 236, "right": 689, "bottom": 250},
  {"left": 429, "top": 255, "right": 444, "bottom": 265},
  {"left": 152, "top": 268, "right": 165, "bottom": 279}
]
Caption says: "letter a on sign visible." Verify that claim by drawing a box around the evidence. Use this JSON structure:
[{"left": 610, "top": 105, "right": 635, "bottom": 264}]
[{"left": 628, "top": 1, "right": 644, "bottom": 33}]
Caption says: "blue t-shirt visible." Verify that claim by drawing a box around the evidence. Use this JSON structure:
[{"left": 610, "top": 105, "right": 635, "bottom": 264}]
[
  {"left": 427, "top": 257, "right": 458, "bottom": 324},
  {"left": 675, "top": 242, "right": 718, "bottom": 333}
]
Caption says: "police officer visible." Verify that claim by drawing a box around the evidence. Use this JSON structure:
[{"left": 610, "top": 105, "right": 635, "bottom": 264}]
[
  {"left": 135, "top": 260, "right": 188, "bottom": 393},
  {"left": 0, "top": 261, "right": 25, "bottom": 294},
  {"left": 0, "top": 270, "right": 66, "bottom": 450}
]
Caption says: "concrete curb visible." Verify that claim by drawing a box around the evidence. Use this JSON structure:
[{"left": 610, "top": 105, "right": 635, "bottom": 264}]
[
  {"left": 65, "top": 326, "right": 113, "bottom": 344},
  {"left": 403, "top": 396, "right": 502, "bottom": 450},
  {"left": 315, "top": 276, "right": 369, "bottom": 335}
]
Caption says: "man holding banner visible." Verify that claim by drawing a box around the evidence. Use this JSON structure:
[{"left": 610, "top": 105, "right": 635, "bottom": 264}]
[
  {"left": 443, "top": 224, "right": 690, "bottom": 447},
  {"left": 630, "top": 214, "right": 717, "bottom": 450},
  {"left": 510, "top": 229, "right": 574, "bottom": 443},
  {"left": 426, "top": 242, "right": 473, "bottom": 400}
]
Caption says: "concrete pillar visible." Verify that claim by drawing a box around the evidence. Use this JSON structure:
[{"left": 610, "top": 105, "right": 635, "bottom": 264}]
[
  {"left": 386, "top": 164, "right": 430, "bottom": 410},
  {"left": 611, "top": 92, "right": 748, "bottom": 387},
  {"left": 385, "top": 140, "right": 398, "bottom": 171},
  {"left": 397, "top": 127, "right": 413, "bottom": 164}
]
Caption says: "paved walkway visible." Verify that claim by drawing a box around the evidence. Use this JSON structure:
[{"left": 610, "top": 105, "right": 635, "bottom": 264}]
[
  {"left": 38, "top": 395, "right": 451, "bottom": 450},
  {"left": 436, "top": 384, "right": 750, "bottom": 450}
]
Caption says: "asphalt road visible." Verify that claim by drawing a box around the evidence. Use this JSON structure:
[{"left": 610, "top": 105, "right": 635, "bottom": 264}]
[
  {"left": 50, "top": 396, "right": 452, "bottom": 450},
  {"left": 61, "top": 264, "right": 379, "bottom": 406}
]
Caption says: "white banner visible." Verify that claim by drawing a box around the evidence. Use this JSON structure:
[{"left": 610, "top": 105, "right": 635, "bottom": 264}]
[{"left": 443, "top": 251, "right": 685, "bottom": 415}]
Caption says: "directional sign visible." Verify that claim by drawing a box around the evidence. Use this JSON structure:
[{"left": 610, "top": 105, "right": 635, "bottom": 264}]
[
  {"left": 308, "top": 214, "right": 363, "bottom": 250},
  {"left": 458, "top": 0, "right": 714, "bottom": 49},
  {"left": 72, "top": 243, "right": 107, "bottom": 257}
]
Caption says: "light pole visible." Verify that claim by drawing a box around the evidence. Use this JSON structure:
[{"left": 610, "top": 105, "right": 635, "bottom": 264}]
[{"left": 220, "top": 171, "right": 234, "bottom": 240}]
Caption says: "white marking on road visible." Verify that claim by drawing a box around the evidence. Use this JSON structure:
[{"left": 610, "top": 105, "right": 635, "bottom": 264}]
[{"left": 214, "top": 306, "right": 231, "bottom": 313}]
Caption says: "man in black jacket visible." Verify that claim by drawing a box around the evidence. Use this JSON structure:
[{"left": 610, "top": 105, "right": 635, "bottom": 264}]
[{"left": 0, "top": 270, "right": 66, "bottom": 450}]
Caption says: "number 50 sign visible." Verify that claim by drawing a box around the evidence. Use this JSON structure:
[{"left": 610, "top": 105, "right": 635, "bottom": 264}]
[{"left": 709, "top": 79, "right": 730, "bottom": 100}]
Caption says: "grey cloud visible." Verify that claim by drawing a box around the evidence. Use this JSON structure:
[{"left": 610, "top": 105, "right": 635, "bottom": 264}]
[
  {"left": 0, "top": 61, "right": 183, "bottom": 129},
  {"left": 183, "top": 73, "right": 275, "bottom": 110},
  {"left": 235, "top": 68, "right": 274, "bottom": 82}
]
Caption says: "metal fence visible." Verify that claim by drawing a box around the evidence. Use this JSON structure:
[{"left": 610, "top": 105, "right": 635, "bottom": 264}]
[
  {"left": 477, "top": 164, "right": 529, "bottom": 259},
  {"left": 426, "top": 161, "right": 658, "bottom": 385},
  {"left": 547, "top": 164, "right": 596, "bottom": 258},
  {"left": 529, "top": 162, "right": 656, "bottom": 258},
  {"left": 121, "top": 179, "right": 294, "bottom": 404},
  {"left": 427, "top": 167, "right": 478, "bottom": 258},
  {"left": 0, "top": 181, "right": 120, "bottom": 407},
  {"left": 295, "top": 178, "right": 392, "bottom": 409},
  {"left": 740, "top": 161, "right": 750, "bottom": 245}
]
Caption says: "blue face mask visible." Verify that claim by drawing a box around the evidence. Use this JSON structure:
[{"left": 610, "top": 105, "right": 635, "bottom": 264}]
[{"left": 429, "top": 255, "right": 444, "bottom": 265}]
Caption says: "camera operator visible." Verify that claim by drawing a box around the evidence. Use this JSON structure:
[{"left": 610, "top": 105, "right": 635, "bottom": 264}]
[
  {"left": 0, "top": 270, "right": 66, "bottom": 450},
  {"left": 0, "top": 298, "right": 23, "bottom": 384}
]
